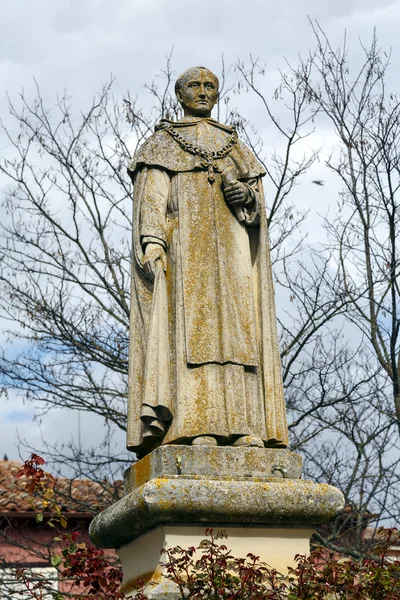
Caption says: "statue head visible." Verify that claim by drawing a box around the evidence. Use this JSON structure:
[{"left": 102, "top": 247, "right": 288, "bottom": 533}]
[{"left": 175, "top": 66, "right": 219, "bottom": 118}]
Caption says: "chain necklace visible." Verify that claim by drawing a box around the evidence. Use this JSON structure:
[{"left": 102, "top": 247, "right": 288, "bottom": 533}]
[{"left": 159, "top": 121, "right": 238, "bottom": 183}]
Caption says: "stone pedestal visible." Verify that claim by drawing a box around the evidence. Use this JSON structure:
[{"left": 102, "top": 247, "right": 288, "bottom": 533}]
[{"left": 89, "top": 446, "right": 344, "bottom": 599}]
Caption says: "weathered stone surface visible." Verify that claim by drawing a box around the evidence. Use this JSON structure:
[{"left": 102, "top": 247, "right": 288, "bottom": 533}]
[
  {"left": 127, "top": 66, "right": 288, "bottom": 456},
  {"left": 131, "top": 578, "right": 179, "bottom": 600},
  {"left": 90, "top": 475, "right": 345, "bottom": 549},
  {"left": 124, "top": 445, "right": 303, "bottom": 493}
]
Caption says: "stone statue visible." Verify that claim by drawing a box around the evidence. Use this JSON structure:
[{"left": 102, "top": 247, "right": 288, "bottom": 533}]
[
  {"left": 91, "top": 68, "right": 344, "bottom": 593},
  {"left": 127, "top": 66, "right": 289, "bottom": 456}
]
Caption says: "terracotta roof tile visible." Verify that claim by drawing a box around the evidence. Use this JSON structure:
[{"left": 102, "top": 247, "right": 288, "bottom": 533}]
[{"left": 0, "top": 461, "right": 121, "bottom": 516}]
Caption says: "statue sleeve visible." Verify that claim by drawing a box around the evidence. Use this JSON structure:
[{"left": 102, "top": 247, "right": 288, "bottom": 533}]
[
  {"left": 241, "top": 177, "right": 261, "bottom": 227},
  {"left": 139, "top": 167, "right": 171, "bottom": 250}
]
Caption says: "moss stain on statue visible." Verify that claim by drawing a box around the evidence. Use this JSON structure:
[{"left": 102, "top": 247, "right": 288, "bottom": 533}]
[{"left": 127, "top": 67, "right": 289, "bottom": 456}]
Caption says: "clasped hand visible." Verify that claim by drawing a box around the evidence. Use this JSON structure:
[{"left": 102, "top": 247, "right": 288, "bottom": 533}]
[
  {"left": 223, "top": 180, "right": 249, "bottom": 207},
  {"left": 143, "top": 243, "right": 166, "bottom": 282}
]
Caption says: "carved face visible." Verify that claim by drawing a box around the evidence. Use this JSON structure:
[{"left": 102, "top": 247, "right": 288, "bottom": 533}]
[{"left": 176, "top": 69, "right": 219, "bottom": 117}]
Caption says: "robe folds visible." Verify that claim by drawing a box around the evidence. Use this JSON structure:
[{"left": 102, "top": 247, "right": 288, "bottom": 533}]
[{"left": 127, "top": 117, "right": 289, "bottom": 455}]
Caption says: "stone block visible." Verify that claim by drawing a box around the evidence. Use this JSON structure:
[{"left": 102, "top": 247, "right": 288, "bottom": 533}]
[
  {"left": 89, "top": 446, "right": 345, "bottom": 599},
  {"left": 90, "top": 475, "right": 344, "bottom": 550},
  {"left": 123, "top": 445, "right": 303, "bottom": 493}
]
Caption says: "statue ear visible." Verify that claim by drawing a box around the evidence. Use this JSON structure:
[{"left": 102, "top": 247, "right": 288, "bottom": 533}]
[{"left": 176, "top": 89, "right": 183, "bottom": 103}]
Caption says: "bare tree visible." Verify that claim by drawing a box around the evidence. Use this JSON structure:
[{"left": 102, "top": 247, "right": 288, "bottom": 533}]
[
  {"left": 267, "top": 22, "right": 400, "bottom": 554},
  {"left": 294, "top": 22, "right": 400, "bottom": 438}
]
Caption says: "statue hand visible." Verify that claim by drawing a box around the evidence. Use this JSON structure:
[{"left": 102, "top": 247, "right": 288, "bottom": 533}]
[
  {"left": 224, "top": 181, "right": 249, "bottom": 207},
  {"left": 143, "top": 243, "right": 166, "bottom": 282}
]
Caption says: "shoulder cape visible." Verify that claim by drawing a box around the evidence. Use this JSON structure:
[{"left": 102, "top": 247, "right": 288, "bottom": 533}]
[{"left": 127, "top": 118, "right": 266, "bottom": 180}]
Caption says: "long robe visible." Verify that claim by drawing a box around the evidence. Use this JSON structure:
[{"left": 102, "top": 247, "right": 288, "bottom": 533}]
[{"left": 127, "top": 117, "right": 289, "bottom": 455}]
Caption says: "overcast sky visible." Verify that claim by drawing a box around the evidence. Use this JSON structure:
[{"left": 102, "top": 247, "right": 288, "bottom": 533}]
[{"left": 1, "top": 0, "right": 400, "bottom": 467}]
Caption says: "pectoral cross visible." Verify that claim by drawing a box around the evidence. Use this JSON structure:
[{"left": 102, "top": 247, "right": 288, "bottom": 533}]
[{"left": 201, "top": 159, "right": 220, "bottom": 183}]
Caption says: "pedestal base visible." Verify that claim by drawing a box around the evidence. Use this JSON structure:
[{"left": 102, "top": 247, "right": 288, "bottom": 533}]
[
  {"left": 119, "top": 524, "right": 315, "bottom": 598},
  {"left": 89, "top": 446, "right": 345, "bottom": 599}
]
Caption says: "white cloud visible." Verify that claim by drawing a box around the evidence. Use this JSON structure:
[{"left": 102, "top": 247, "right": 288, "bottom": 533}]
[{"left": 0, "top": 386, "right": 126, "bottom": 469}]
